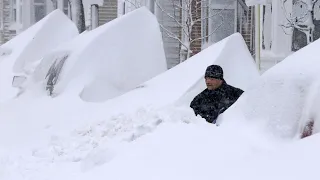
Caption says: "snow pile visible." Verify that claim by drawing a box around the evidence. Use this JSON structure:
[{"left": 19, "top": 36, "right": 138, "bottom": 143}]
[
  {"left": 0, "top": 32, "right": 262, "bottom": 180},
  {"left": 12, "top": 10, "right": 79, "bottom": 74},
  {"left": 0, "top": 10, "right": 78, "bottom": 102},
  {"left": 100, "top": 32, "right": 259, "bottom": 113},
  {"left": 29, "top": 7, "right": 167, "bottom": 102},
  {"left": 75, "top": 121, "right": 320, "bottom": 180},
  {"left": 176, "top": 33, "right": 260, "bottom": 107},
  {"left": 2, "top": 23, "right": 320, "bottom": 180},
  {"left": 225, "top": 37, "right": 320, "bottom": 139}
]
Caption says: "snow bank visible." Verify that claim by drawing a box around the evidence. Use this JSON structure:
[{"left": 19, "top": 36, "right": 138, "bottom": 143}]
[
  {"left": 0, "top": 33, "right": 255, "bottom": 148},
  {"left": 30, "top": 7, "right": 166, "bottom": 102},
  {"left": 0, "top": 33, "right": 258, "bottom": 157},
  {"left": 104, "top": 32, "right": 259, "bottom": 113},
  {"left": 74, "top": 121, "right": 320, "bottom": 180},
  {"left": 176, "top": 33, "right": 260, "bottom": 107},
  {"left": 0, "top": 10, "right": 78, "bottom": 102},
  {"left": 13, "top": 10, "right": 79, "bottom": 74},
  {"left": 226, "top": 37, "right": 320, "bottom": 139},
  {"left": 3, "top": 31, "right": 315, "bottom": 180}
]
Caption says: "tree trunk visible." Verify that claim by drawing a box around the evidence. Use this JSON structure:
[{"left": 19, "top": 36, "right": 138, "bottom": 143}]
[{"left": 69, "top": 0, "right": 86, "bottom": 33}]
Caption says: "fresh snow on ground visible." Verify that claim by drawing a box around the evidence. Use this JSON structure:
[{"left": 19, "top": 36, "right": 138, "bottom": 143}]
[
  {"left": 1, "top": 6, "right": 320, "bottom": 180},
  {"left": 0, "top": 30, "right": 260, "bottom": 180}
]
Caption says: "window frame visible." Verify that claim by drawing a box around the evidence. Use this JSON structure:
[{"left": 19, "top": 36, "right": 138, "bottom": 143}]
[
  {"left": 33, "top": 0, "right": 47, "bottom": 23},
  {"left": 10, "top": 0, "right": 17, "bottom": 23}
]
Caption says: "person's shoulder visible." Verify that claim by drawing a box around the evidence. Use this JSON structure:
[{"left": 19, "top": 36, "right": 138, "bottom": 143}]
[
  {"left": 193, "top": 89, "right": 208, "bottom": 100},
  {"left": 233, "top": 86, "right": 244, "bottom": 93},
  {"left": 226, "top": 84, "right": 244, "bottom": 95},
  {"left": 197, "top": 89, "right": 209, "bottom": 97},
  {"left": 190, "top": 89, "right": 208, "bottom": 106}
]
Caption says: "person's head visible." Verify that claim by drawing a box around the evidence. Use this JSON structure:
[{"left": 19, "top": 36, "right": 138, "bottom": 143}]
[{"left": 204, "top": 65, "right": 224, "bottom": 90}]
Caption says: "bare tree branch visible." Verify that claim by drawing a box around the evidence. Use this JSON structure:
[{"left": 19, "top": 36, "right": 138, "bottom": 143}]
[
  {"left": 124, "top": 0, "right": 231, "bottom": 60},
  {"left": 280, "top": 0, "right": 315, "bottom": 34},
  {"left": 159, "top": 23, "right": 189, "bottom": 51},
  {"left": 194, "top": 2, "right": 234, "bottom": 24},
  {"left": 125, "top": 0, "right": 140, "bottom": 8},
  {"left": 191, "top": 15, "right": 224, "bottom": 43},
  {"left": 154, "top": 0, "right": 190, "bottom": 37}
]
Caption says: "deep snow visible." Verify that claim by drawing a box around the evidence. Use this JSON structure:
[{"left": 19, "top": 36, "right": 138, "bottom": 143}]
[
  {"left": 226, "top": 36, "right": 320, "bottom": 139},
  {"left": 0, "top": 31, "right": 261, "bottom": 180},
  {"left": 0, "top": 10, "right": 78, "bottom": 103},
  {"left": 28, "top": 7, "right": 166, "bottom": 102},
  {"left": 1, "top": 6, "right": 320, "bottom": 180}
]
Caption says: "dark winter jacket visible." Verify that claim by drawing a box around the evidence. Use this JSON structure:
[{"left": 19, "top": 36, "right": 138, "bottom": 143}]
[{"left": 190, "top": 81, "right": 244, "bottom": 124}]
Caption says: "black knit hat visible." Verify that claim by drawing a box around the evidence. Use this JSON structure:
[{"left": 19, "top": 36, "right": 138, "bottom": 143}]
[{"left": 205, "top": 65, "right": 223, "bottom": 80}]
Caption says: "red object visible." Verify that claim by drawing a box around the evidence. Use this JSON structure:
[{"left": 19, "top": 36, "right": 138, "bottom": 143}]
[{"left": 301, "top": 120, "right": 314, "bottom": 138}]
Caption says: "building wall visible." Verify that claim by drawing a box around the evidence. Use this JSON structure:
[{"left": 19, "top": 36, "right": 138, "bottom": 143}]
[
  {"left": 155, "top": 0, "right": 182, "bottom": 68},
  {"left": 242, "top": 6, "right": 254, "bottom": 55},
  {"left": 0, "top": 0, "right": 3, "bottom": 44},
  {"left": 118, "top": 0, "right": 254, "bottom": 68},
  {"left": 0, "top": 0, "right": 70, "bottom": 45},
  {"left": 1, "top": 0, "right": 12, "bottom": 44},
  {"left": 98, "top": 0, "right": 118, "bottom": 26},
  {"left": 204, "top": 0, "right": 254, "bottom": 54},
  {"left": 291, "top": 0, "right": 320, "bottom": 51},
  {"left": 190, "top": 0, "right": 202, "bottom": 57},
  {"left": 260, "top": 0, "right": 320, "bottom": 57}
]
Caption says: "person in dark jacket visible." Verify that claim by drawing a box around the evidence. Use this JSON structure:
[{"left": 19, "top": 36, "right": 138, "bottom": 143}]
[{"left": 190, "top": 65, "right": 244, "bottom": 124}]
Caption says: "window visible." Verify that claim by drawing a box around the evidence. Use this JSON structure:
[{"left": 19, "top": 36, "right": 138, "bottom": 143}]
[
  {"left": 11, "top": 0, "right": 17, "bottom": 22},
  {"left": 19, "top": 1, "right": 22, "bottom": 23},
  {"left": 207, "top": 0, "right": 235, "bottom": 43},
  {"left": 63, "top": 0, "right": 69, "bottom": 15},
  {"left": 34, "top": 0, "right": 46, "bottom": 22},
  {"left": 0, "top": 5, "right": 3, "bottom": 30},
  {"left": 0, "top": 17, "right": 2, "bottom": 30},
  {"left": 313, "top": 0, "right": 320, "bottom": 20}
]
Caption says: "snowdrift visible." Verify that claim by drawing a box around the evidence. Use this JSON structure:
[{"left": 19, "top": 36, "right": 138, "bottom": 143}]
[
  {"left": 75, "top": 122, "right": 320, "bottom": 180},
  {"left": 12, "top": 10, "right": 79, "bottom": 74},
  {"left": 4, "top": 30, "right": 315, "bottom": 180},
  {"left": 99, "top": 32, "right": 260, "bottom": 114},
  {"left": 175, "top": 33, "right": 260, "bottom": 107},
  {"left": 0, "top": 10, "right": 78, "bottom": 102},
  {"left": 30, "top": 7, "right": 167, "bottom": 102},
  {"left": 226, "top": 37, "right": 320, "bottom": 139},
  {"left": 0, "top": 33, "right": 258, "bottom": 152}
]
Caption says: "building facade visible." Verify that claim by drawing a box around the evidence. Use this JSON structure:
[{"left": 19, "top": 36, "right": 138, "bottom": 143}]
[
  {"left": 118, "top": 0, "right": 254, "bottom": 68},
  {"left": 260, "top": 0, "right": 320, "bottom": 70},
  {"left": 98, "top": 0, "right": 117, "bottom": 26},
  {"left": 1, "top": 0, "right": 255, "bottom": 70},
  {"left": 0, "top": 0, "right": 69, "bottom": 44}
]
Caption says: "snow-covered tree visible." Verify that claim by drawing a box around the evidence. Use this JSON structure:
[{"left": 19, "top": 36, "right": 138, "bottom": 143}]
[
  {"left": 281, "top": 0, "right": 319, "bottom": 44},
  {"left": 125, "top": 0, "right": 232, "bottom": 61},
  {"left": 69, "top": 0, "right": 86, "bottom": 33}
]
